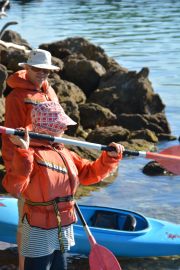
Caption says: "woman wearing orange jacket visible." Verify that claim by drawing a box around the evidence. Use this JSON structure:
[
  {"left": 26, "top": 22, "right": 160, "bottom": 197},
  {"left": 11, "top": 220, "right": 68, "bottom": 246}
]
[
  {"left": 1, "top": 49, "right": 60, "bottom": 270},
  {"left": 3, "top": 101, "right": 124, "bottom": 270},
  {"left": 2, "top": 49, "right": 60, "bottom": 171}
]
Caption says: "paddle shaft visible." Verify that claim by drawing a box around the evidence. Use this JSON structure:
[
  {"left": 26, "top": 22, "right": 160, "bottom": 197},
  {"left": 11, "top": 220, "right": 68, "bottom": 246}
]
[
  {"left": 1, "top": 126, "right": 180, "bottom": 175},
  {"left": 0, "top": 126, "right": 113, "bottom": 151},
  {"left": 75, "top": 203, "right": 122, "bottom": 270},
  {"left": 74, "top": 203, "right": 96, "bottom": 245},
  {"left": 0, "top": 126, "right": 145, "bottom": 155}
]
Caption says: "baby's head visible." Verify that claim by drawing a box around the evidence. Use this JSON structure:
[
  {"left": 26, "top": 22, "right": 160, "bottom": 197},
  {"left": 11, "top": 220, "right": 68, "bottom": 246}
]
[{"left": 31, "top": 101, "right": 76, "bottom": 136}]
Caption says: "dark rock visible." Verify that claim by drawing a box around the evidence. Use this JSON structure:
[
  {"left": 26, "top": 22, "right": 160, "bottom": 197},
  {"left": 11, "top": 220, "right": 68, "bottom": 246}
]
[
  {"left": 0, "top": 244, "right": 18, "bottom": 268},
  {"left": 115, "top": 114, "right": 149, "bottom": 130},
  {"left": 0, "top": 22, "right": 17, "bottom": 40},
  {"left": 143, "top": 161, "right": 173, "bottom": 176},
  {"left": 88, "top": 86, "right": 120, "bottom": 109},
  {"left": 97, "top": 68, "right": 165, "bottom": 114},
  {"left": 61, "top": 100, "right": 80, "bottom": 136},
  {"left": 157, "top": 133, "right": 177, "bottom": 141},
  {"left": 0, "top": 49, "right": 28, "bottom": 71},
  {"left": 52, "top": 48, "right": 72, "bottom": 59},
  {"left": 0, "top": 64, "right": 8, "bottom": 96},
  {"left": 110, "top": 113, "right": 170, "bottom": 140},
  {"left": 87, "top": 125, "right": 130, "bottom": 145},
  {"left": 1, "top": 30, "right": 31, "bottom": 49},
  {"left": 51, "top": 56, "right": 64, "bottom": 70},
  {"left": 130, "top": 129, "right": 158, "bottom": 143},
  {"left": 50, "top": 75, "right": 86, "bottom": 104},
  {"left": 137, "top": 67, "right": 149, "bottom": 78},
  {"left": 0, "top": 97, "right": 5, "bottom": 125},
  {"left": 40, "top": 37, "right": 105, "bottom": 59},
  {"left": 0, "top": 167, "right": 6, "bottom": 193},
  {"left": 79, "top": 103, "right": 117, "bottom": 129},
  {"left": 120, "top": 139, "right": 156, "bottom": 152},
  {"left": 62, "top": 58, "right": 106, "bottom": 96},
  {"left": 40, "top": 37, "right": 126, "bottom": 71},
  {"left": 144, "top": 113, "right": 171, "bottom": 134}
]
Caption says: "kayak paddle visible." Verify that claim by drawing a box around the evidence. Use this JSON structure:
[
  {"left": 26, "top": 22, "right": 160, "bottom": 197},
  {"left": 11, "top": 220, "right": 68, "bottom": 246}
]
[
  {"left": 124, "top": 145, "right": 180, "bottom": 175},
  {"left": 0, "top": 126, "right": 180, "bottom": 175},
  {"left": 74, "top": 202, "right": 122, "bottom": 270}
]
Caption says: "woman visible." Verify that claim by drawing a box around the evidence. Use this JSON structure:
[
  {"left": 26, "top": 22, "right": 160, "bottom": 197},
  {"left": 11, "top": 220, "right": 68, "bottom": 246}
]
[
  {"left": 2, "top": 48, "right": 60, "bottom": 270},
  {"left": 3, "top": 101, "right": 124, "bottom": 270}
]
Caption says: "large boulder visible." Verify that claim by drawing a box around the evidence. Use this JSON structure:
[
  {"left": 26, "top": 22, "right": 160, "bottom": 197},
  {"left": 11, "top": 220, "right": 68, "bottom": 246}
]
[
  {"left": 0, "top": 97, "right": 5, "bottom": 125},
  {"left": 40, "top": 37, "right": 127, "bottom": 71},
  {"left": 49, "top": 73, "right": 86, "bottom": 104},
  {"left": 0, "top": 64, "right": 8, "bottom": 96},
  {"left": 114, "top": 113, "right": 171, "bottom": 137},
  {"left": 79, "top": 103, "right": 117, "bottom": 129},
  {"left": 62, "top": 57, "right": 106, "bottom": 96},
  {"left": 87, "top": 125, "right": 130, "bottom": 145},
  {"left": 130, "top": 129, "right": 158, "bottom": 143},
  {"left": 90, "top": 67, "right": 165, "bottom": 114},
  {"left": 0, "top": 49, "right": 27, "bottom": 71},
  {"left": 1, "top": 29, "right": 31, "bottom": 48},
  {"left": 61, "top": 100, "right": 80, "bottom": 136}
]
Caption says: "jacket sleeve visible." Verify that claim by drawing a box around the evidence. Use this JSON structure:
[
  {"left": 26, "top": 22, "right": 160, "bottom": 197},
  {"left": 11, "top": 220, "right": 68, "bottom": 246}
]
[
  {"left": 2, "top": 91, "right": 29, "bottom": 171},
  {"left": 2, "top": 147, "right": 34, "bottom": 197},
  {"left": 5, "top": 91, "right": 28, "bottom": 128},
  {"left": 70, "top": 151, "right": 122, "bottom": 185}
]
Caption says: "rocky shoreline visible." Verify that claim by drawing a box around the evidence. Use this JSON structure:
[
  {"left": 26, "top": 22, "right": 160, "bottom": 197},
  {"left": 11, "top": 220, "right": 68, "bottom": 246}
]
[{"left": 0, "top": 29, "right": 177, "bottom": 191}]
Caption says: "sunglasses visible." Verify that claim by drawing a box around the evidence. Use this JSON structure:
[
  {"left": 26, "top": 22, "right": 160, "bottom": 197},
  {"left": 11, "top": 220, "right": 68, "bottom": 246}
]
[{"left": 30, "top": 66, "right": 50, "bottom": 74}]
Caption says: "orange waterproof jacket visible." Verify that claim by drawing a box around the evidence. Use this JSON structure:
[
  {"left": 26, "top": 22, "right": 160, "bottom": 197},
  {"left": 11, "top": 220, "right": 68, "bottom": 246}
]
[
  {"left": 2, "top": 142, "right": 122, "bottom": 229},
  {"left": 2, "top": 70, "right": 58, "bottom": 171}
]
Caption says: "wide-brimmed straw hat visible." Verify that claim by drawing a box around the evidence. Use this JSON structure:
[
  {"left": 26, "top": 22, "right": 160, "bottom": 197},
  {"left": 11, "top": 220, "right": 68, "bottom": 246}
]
[
  {"left": 31, "top": 101, "right": 76, "bottom": 133},
  {"left": 18, "top": 49, "right": 60, "bottom": 70}
]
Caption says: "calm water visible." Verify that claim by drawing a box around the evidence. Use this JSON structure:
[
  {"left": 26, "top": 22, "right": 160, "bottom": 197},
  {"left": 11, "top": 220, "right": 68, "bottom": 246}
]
[{"left": 0, "top": 0, "right": 180, "bottom": 269}]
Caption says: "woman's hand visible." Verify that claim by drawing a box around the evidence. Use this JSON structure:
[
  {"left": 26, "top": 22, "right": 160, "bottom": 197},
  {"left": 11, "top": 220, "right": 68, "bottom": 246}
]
[
  {"left": 107, "top": 142, "right": 124, "bottom": 158},
  {"left": 9, "top": 128, "right": 30, "bottom": 150}
]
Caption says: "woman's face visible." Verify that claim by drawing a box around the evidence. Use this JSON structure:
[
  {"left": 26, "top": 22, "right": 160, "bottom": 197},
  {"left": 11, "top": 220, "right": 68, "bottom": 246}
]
[
  {"left": 26, "top": 65, "right": 50, "bottom": 89},
  {"left": 46, "top": 127, "right": 67, "bottom": 137}
]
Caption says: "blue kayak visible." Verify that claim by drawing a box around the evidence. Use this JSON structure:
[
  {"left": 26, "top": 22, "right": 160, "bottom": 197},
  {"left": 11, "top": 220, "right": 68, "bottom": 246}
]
[{"left": 0, "top": 197, "right": 179, "bottom": 258}]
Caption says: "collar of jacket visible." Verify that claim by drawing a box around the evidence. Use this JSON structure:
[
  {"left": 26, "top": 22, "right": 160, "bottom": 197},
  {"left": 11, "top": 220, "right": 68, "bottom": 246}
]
[
  {"left": 30, "top": 139, "right": 64, "bottom": 150},
  {"left": 7, "top": 70, "right": 49, "bottom": 92}
]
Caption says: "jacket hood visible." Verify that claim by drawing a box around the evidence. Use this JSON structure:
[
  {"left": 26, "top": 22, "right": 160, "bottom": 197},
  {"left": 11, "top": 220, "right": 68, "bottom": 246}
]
[{"left": 7, "top": 70, "right": 49, "bottom": 91}]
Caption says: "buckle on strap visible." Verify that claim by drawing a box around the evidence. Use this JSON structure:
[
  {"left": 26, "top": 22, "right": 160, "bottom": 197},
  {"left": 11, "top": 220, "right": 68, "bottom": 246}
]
[{"left": 55, "top": 195, "right": 74, "bottom": 203}]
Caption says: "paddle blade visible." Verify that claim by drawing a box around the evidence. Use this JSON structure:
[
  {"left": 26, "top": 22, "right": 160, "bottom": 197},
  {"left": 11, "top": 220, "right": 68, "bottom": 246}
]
[
  {"left": 89, "top": 243, "right": 122, "bottom": 270},
  {"left": 161, "top": 145, "right": 180, "bottom": 156},
  {"left": 146, "top": 146, "right": 180, "bottom": 175}
]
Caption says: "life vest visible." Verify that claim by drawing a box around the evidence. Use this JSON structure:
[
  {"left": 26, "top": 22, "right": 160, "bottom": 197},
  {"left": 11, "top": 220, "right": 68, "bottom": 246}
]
[
  {"left": 3, "top": 140, "right": 122, "bottom": 230},
  {"left": 22, "top": 146, "right": 79, "bottom": 230}
]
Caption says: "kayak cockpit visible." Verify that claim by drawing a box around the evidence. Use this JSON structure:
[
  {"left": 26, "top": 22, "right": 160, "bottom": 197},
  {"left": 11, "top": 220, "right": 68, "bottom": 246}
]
[
  {"left": 78, "top": 205, "right": 149, "bottom": 232},
  {"left": 90, "top": 210, "right": 137, "bottom": 231}
]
